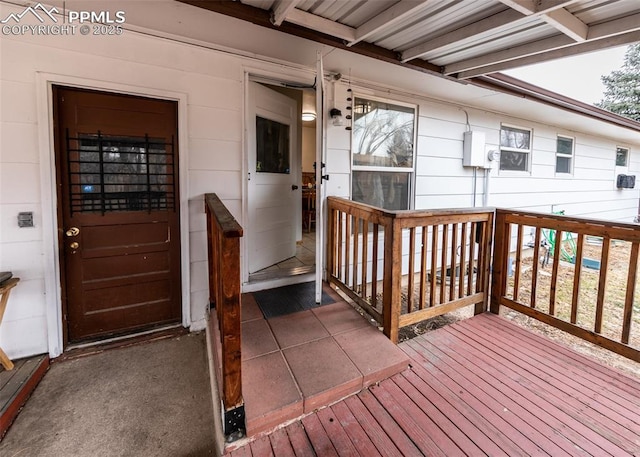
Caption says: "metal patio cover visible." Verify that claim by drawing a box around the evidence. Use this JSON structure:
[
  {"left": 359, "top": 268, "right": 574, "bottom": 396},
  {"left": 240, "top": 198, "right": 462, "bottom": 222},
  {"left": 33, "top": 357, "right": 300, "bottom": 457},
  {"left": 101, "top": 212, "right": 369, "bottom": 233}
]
[{"left": 180, "top": 0, "right": 640, "bottom": 79}]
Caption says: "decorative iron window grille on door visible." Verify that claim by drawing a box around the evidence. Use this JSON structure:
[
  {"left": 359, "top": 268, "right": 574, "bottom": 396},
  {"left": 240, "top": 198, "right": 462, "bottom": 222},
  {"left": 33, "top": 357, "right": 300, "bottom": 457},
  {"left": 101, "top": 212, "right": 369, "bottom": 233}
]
[{"left": 66, "top": 130, "right": 176, "bottom": 214}]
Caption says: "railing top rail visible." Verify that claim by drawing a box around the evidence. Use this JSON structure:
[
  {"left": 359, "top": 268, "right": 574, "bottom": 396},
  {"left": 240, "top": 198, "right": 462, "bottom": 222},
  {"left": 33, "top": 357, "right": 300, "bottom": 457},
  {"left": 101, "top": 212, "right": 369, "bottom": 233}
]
[
  {"left": 205, "top": 193, "right": 243, "bottom": 238},
  {"left": 327, "top": 196, "right": 494, "bottom": 220},
  {"left": 498, "top": 208, "right": 640, "bottom": 237},
  {"left": 393, "top": 207, "right": 494, "bottom": 220},
  {"left": 327, "top": 196, "right": 396, "bottom": 219}
]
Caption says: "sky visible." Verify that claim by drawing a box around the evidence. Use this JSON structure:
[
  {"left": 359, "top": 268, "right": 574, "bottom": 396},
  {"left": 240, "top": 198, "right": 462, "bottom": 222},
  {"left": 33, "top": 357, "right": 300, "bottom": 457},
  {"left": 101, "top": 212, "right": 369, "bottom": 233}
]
[{"left": 504, "top": 45, "right": 629, "bottom": 105}]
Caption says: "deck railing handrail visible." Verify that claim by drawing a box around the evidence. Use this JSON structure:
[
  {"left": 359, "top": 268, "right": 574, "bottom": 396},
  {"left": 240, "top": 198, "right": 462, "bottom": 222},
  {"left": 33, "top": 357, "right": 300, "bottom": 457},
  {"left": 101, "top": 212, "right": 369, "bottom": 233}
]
[
  {"left": 492, "top": 208, "right": 639, "bottom": 362},
  {"left": 204, "top": 193, "right": 244, "bottom": 437},
  {"left": 327, "top": 196, "right": 494, "bottom": 343}
]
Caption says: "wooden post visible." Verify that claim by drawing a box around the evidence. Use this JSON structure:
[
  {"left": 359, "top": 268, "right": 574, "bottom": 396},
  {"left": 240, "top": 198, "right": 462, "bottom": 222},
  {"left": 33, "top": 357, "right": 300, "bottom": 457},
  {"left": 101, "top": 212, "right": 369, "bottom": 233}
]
[
  {"left": 220, "top": 235, "right": 242, "bottom": 409},
  {"left": 622, "top": 242, "right": 639, "bottom": 344},
  {"left": 206, "top": 205, "right": 216, "bottom": 309},
  {"left": 383, "top": 216, "right": 401, "bottom": 343},
  {"left": 490, "top": 210, "right": 506, "bottom": 314},
  {"left": 204, "top": 194, "right": 244, "bottom": 439},
  {"left": 477, "top": 212, "right": 493, "bottom": 315}
]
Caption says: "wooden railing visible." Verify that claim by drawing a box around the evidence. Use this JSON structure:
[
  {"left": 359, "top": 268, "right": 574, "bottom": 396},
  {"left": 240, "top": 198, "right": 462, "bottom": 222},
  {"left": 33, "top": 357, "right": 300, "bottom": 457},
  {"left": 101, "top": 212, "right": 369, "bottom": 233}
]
[
  {"left": 205, "top": 193, "right": 244, "bottom": 437},
  {"left": 492, "top": 209, "right": 640, "bottom": 362},
  {"left": 327, "top": 197, "right": 494, "bottom": 343}
]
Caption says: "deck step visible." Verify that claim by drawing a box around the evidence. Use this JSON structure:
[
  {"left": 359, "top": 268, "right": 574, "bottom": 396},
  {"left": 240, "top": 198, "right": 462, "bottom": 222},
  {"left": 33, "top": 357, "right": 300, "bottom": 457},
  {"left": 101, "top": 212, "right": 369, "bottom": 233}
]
[
  {"left": 240, "top": 291, "right": 409, "bottom": 438},
  {"left": 0, "top": 354, "right": 49, "bottom": 438}
]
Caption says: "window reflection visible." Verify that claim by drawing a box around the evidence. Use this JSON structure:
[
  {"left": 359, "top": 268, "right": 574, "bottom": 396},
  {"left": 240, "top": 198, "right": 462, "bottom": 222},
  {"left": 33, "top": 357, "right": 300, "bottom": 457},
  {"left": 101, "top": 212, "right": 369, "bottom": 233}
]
[
  {"left": 352, "top": 98, "right": 414, "bottom": 168},
  {"left": 256, "top": 116, "right": 290, "bottom": 174}
]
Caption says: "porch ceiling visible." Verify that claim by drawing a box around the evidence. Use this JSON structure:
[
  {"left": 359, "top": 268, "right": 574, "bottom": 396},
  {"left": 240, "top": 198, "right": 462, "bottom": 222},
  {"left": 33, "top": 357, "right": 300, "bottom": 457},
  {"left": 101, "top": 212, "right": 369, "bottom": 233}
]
[{"left": 179, "top": 0, "right": 640, "bottom": 80}]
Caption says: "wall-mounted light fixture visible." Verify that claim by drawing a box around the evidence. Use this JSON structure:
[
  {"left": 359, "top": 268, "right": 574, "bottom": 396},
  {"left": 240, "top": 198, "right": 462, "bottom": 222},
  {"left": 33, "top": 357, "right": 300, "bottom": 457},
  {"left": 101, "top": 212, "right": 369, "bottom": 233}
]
[
  {"left": 301, "top": 112, "right": 316, "bottom": 122},
  {"left": 329, "top": 108, "right": 343, "bottom": 126}
]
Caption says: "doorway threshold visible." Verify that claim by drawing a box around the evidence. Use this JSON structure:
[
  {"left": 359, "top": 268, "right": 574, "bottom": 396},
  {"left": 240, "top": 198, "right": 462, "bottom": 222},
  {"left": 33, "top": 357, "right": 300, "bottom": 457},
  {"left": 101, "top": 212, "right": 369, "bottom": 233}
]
[
  {"left": 244, "top": 270, "right": 315, "bottom": 293},
  {"left": 59, "top": 324, "right": 187, "bottom": 361}
]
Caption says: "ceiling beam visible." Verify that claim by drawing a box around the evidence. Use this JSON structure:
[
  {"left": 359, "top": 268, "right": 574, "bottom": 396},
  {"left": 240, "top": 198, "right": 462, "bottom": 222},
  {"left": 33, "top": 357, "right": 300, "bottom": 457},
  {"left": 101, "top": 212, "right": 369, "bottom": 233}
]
[
  {"left": 498, "top": 0, "right": 587, "bottom": 41},
  {"left": 271, "top": 0, "right": 302, "bottom": 27},
  {"left": 543, "top": 8, "right": 588, "bottom": 41},
  {"left": 285, "top": 7, "right": 356, "bottom": 42},
  {"left": 401, "top": 9, "right": 524, "bottom": 62},
  {"left": 497, "top": 0, "right": 579, "bottom": 14},
  {"left": 348, "top": 0, "right": 433, "bottom": 47},
  {"left": 457, "top": 29, "right": 640, "bottom": 79},
  {"left": 498, "top": 0, "right": 536, "bottom": 15}
]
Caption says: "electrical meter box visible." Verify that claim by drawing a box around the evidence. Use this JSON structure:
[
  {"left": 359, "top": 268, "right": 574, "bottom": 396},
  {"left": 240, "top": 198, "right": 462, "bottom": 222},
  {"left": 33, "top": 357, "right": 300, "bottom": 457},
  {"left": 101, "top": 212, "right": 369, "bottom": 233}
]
[{"left": 463, "top": 131, "right": 486, "bottom": 167}]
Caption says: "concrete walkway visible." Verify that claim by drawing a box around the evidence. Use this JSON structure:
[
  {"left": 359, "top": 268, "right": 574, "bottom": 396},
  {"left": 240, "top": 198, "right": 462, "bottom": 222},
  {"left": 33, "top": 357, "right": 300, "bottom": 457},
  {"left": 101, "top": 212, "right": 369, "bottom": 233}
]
[{"left": 0, "top": 332, "right": 217, "bottom": 456}]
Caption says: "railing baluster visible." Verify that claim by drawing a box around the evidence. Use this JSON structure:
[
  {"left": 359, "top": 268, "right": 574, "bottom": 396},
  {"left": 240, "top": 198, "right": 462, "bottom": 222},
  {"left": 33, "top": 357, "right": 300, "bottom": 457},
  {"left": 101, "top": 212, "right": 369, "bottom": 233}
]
[
  {"left": 571, "top": 233, "right": 584, "bottom": 324},
  {"left": 362, "top": 222, "right": 369, "bottom": 302},
  {"left": 467, "top": 223, "right": 476, "bottom": 297},
  {"left": 353, "top": 217, "right": 360, "bottom": 294},
  {"left": 474, "top": 218, "right": 493, "bottom": 314},
  {"left": 514, "top": 225, "right": 523, "bottom": 301},
  {"left": 594, "top": 237, "right": 611, "bottom": 334},
  {"left": 459, "top": 223, "right": 467, "bottom": 298},
  {"left": 430, "top": 225, "right": 438, "bottom": 307},
  {"left": 345, "top": 215, "right": 352, "bottom": 288},
  {"left": 327, "top": 208, "right": 336, "bottom": 278},
  {"left": 371, "top": 224, "right": 379, "bottom": 310},
  {"left": 337, "top": 211, "right": 344, "bottom": 282},
  {"left": 440, "top": 224, "right": 448, "bottom": 304},
  {"left": 408, "top": 227, "right": 416, "bottom": 313},
  {"left": 531, "top": 227, "right": 542, "bottom": 309},
  {"left": 450, "top": 223, "right": 458, "bottom": 301},
  {"left": 549, "top": 229, "right": 563, "bottom": 316},
  {"left": 622, "top": 242, "right": 639, "bottom": 344},
  {"left": 419, "top": 226, "right": 428, "bottom": 310}
]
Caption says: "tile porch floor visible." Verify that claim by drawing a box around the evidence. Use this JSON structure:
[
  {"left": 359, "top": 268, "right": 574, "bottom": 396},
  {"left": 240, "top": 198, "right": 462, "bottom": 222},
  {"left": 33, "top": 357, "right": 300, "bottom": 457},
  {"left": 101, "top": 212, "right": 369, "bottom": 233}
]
[{"left": 240, "top": 286, "right": 409, "bottom": 437}]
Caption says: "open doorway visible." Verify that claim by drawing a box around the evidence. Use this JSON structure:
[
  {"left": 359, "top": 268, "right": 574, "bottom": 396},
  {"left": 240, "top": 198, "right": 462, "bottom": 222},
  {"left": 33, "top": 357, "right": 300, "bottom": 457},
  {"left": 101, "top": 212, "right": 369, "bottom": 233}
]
[{"left": 246, "top": 81, "right": 317, "bottom": 286}]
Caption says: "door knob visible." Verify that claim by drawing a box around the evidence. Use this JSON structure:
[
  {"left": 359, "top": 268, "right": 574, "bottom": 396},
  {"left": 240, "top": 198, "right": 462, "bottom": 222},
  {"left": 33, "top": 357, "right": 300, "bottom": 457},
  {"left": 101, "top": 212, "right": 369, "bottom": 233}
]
[
  {"left": 291, "top": 185, "right": 299, "bottom": 190},
  {"left": 70, "top": 242, "right": 79, "bottom": 249},
  {"left": 66, "top": 227, "right": 80, "bottom": 237}
]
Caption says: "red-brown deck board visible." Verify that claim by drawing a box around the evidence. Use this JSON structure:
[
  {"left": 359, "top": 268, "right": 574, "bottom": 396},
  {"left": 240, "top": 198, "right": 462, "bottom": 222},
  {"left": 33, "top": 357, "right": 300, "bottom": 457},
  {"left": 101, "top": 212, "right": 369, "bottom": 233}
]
[{"left": 226, "top": 313, "right": 640, "bottom": 456}]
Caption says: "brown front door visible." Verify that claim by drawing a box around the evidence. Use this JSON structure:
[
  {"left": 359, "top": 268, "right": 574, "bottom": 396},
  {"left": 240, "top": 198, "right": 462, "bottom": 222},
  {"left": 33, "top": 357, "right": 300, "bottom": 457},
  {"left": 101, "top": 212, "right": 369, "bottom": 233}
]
[{"left": 53, "top": 86, "right": 182, "bottom": 343}]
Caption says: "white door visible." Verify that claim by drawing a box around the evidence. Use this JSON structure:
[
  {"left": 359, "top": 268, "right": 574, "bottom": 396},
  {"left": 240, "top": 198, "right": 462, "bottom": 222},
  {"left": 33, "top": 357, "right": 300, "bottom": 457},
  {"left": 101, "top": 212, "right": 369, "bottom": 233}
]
[{"left": 248, "top": 82, "right": 299, "bottom": 274}]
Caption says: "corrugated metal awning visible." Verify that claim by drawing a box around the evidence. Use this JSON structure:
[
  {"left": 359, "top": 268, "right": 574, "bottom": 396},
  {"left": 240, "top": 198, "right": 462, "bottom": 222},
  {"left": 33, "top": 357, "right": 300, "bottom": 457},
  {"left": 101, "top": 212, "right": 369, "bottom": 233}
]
[{"left": 182, "top": 0, "right": 640, "bottom": 80}]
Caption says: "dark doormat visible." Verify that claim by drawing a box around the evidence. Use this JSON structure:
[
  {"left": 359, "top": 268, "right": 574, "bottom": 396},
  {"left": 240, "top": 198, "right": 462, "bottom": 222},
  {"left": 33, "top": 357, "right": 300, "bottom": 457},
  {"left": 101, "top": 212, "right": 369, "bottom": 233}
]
[{"left": 253, "top": 282, "right": 335, "bottom": 318}]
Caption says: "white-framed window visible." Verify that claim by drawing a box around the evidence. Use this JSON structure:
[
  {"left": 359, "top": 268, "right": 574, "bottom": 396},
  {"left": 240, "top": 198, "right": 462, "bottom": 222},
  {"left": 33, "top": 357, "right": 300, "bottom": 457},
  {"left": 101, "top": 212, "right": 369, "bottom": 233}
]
[
  {"left": 616, "top": 146, "right": 629, "bottom": 167},
  {"left": 499, "top": 124, "right": 532, "bottom": 171},
  {"left": 351, "top": 96, "right": 416, "bottom": 210},
  {"left": 555, "top": 135, "right": 574, "bottom": 174}
]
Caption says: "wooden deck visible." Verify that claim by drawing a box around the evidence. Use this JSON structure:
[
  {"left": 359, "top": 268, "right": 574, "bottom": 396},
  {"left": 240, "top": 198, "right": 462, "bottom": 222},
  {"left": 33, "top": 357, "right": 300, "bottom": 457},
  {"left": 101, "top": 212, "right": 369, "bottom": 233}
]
[{"left": 226, "top": 313, "right": 640, "bottom": 456}]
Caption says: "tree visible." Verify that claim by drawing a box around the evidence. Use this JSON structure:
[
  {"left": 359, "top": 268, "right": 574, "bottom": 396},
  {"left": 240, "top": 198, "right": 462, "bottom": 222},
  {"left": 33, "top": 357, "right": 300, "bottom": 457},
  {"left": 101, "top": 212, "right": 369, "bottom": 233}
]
[{"left": 596, "top": 44, "right": 640, "bottom": 121}]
